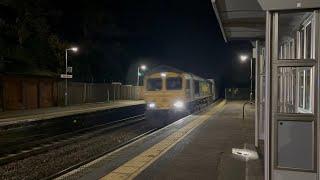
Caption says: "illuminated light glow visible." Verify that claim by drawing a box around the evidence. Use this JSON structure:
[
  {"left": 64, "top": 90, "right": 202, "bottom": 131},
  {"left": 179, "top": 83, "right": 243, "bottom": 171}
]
[
  {"left": 232, "top": 148, "right": 259, "bottom": 161},
  {"left": 240, "top": 55, "right": 248, "bottom": 62},
  {"left": 148, "top": 102, "right": 156, "bottom": 108},
  {"left": 71, "top": 47, "right": 78, "bottom": 52},
  {"left": 140, "top": 65, "right": 147, "bottom": 70},
  {"left": 160, "top": 72, "right": 166, "bottom": 77},
  {"left": 173, "top": 100, "right": 184, "bottom": 109}
]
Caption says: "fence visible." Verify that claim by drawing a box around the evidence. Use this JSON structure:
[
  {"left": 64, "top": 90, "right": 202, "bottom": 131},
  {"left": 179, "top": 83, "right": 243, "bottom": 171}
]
[
  {"left": 57, "top": 82, "right": 144, "bottom": 106},
  {"left": 225, "top": 88, "right": 250, "bottom": 100},
  {"left": 0, "top": 75, "right": 57, "bottom": 110},
  {"left": 0, "top": 74, "right": 144, "bottom": 111}
]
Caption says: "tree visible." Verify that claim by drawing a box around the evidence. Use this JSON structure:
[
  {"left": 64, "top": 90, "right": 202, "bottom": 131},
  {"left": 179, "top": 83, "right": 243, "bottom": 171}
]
[{"left": 0, "top": 0, "right": 67, "bottom": 75}]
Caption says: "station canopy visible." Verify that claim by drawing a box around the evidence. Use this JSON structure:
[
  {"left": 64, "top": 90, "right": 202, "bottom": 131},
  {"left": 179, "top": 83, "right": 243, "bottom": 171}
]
[
  {"left": 212, "top": 0, "right": 320, "bottom": 42},
  {"left": 211, "top": 0, "right": 265, "bottom": 42}
]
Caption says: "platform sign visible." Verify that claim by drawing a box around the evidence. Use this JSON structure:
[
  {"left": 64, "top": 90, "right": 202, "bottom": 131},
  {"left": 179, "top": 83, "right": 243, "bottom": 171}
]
[
  {"left": 60, "top": 74, "right": 73, "bottom": 79},
  {"left": 67, "top": 66, "right": 73, "bottom": 73}
]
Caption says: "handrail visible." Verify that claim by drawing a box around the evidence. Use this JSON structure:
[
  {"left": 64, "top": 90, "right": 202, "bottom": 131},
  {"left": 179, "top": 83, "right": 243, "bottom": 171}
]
[{"left": 243, "top": 100, "right": 254, "bottom": 120}]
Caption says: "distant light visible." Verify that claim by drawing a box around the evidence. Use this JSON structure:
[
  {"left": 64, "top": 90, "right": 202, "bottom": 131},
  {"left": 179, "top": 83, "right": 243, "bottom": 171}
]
[
  {"left": 173, "top": 100, "right": 184, "bottom": 109},
  {"left": 161, "top": 72, "right": 166, "bottom": 77},
  {"left": 240, "top": 55, "right": 248, "bottom": 62},
  {"left": 140, "top": 65, "right": 147, "bottom": 70},
  {"left": 71, "top": 47, "right": 78, "bottom": 52}
]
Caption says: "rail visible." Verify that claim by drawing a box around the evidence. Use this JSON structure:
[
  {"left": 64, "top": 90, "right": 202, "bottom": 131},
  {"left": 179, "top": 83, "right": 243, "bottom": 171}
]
[
  {"left": 0, "top": 114, "right": 146, "bottom": 165},
  {"left": 45, "top": 128, "right": 158, "bottom": 180}
]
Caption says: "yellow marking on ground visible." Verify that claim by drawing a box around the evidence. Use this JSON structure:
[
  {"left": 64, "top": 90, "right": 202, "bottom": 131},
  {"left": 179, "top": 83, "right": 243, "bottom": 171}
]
[{"left": 101, "top": 100, "right": 226, "bottom": 180}]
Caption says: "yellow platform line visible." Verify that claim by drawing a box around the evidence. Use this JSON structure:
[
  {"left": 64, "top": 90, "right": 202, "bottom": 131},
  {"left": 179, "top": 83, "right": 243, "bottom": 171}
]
[{"left": 101, "top": 100, "right": 226, "bottom": 180}]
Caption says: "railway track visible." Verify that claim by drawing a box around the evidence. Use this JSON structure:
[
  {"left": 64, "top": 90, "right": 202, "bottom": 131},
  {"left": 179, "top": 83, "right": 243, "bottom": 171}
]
[
  {"left": 45, "top": 128, "right": 158, "bottom": 180},
  {"left": 0, "top": 114, "right": 146, "bottom": 166}
]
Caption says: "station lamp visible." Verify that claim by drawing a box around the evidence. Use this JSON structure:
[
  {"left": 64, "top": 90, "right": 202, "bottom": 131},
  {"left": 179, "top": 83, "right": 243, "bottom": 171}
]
[
  {"left": 70, "top": 47, "right": 78, "bottom": 52},
  {"left": 137, "top": 64, "right": 147, "bottom": 86},
  {"left": 239, "top": 54, "right": 254, "bottom": 102},
  {"left": 140, "top": 65, "right": 147, "bottom": 71},
  {"left": 240, "top": 55, "right": 248, "bottom": 62},
  {"left": 64, "top": 46, "right": 79, "bottom": 106}
]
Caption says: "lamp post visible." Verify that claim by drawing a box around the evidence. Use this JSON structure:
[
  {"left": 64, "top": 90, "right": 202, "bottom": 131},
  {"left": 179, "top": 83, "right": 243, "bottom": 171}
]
[
  {"left": 240, "top": 55, "right": 254, "bottom": 102},
  {"left": 136, "top": 65, "right": 147, "bottom": 86},
  {"left": 64, "top": 47, "right": 78, "bottom": 106}
]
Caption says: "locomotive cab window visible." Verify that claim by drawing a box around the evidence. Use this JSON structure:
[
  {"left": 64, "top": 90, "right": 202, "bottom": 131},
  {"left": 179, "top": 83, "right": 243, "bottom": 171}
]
[
  {"left": 147, "top": 78, "right": 162, "bottom": 91},
  {"left": 185, "top": 80, "right": 190, "bottom": 89},
  {"left": 194, "top": 80, "right": 200, "bottom": 96},
  {"left": 166, "top": 77, "right": 182, "bottom": 90}
]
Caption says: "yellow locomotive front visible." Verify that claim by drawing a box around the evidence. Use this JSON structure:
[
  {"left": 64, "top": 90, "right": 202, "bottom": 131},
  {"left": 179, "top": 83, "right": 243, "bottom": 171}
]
[{"left": 144, "top": 71, "right": 189, "bottom": 112}]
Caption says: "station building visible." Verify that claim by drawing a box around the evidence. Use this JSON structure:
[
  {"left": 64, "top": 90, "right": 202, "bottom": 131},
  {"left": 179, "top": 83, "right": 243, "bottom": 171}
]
[{"left": 212, "top": 0, "right": 320, "bottom": 179}]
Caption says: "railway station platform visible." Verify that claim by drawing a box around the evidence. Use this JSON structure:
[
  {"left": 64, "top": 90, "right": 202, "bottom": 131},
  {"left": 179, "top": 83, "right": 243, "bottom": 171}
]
[
  {"left": 0, "top": 100, "right": 145, "bottom": 128},
  {"left": 58, "top": 100, "right": 264, "bottom": 180}
]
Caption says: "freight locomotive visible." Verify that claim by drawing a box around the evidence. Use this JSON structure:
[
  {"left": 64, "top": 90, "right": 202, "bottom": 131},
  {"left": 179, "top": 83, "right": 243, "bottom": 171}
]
[{"left": 143, "top": 65, "right": 217, "bottom": 116}]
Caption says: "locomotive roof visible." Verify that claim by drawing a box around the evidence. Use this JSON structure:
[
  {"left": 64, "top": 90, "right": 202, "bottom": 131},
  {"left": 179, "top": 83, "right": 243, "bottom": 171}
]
[
  {"left": 146, "top": 65, "right": 185, "bottom": 75},
  {"left": 146, "top": 65, "right": 211, "bottom": 82}
]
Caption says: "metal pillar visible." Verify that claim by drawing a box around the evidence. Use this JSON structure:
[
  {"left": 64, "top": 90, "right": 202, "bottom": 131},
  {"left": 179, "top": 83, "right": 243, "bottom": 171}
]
[
  {"left": 264, "top": 11, "right": 272, "bottom": 180},
  {"left": 136, "top": 67, "right": 140, "bottom": 86},
  {"left": 65, "top": 50, "right": 68, "bottom": 106}
]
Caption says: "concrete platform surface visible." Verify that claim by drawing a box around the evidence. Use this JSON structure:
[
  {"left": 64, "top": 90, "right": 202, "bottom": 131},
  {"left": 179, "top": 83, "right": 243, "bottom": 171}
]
[
  {"left": 0, "top": 100, "right": 145, "bottom": 127},
  {"left": 58, "top": 100, "right": 263, "bottom": 180}
]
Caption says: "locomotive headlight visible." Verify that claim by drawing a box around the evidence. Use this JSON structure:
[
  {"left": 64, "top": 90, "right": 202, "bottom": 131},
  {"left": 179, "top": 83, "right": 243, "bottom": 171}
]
[
  {"left": 148, "top": 102, "right": 156, "bottom": 109},
  {"left": 173, "top": 100, "right": 184, "bottom": 109}
]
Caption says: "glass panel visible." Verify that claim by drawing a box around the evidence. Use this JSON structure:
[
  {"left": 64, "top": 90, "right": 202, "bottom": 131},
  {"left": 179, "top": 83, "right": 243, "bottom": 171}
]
[
  {"left": 278, "top": 11, "right": 314, "bottom": 60},
  {"left": 166, "top": 77, "right": 182, "bottom": 90},
  {"left": 299, "top": 30, "right": 304, "bottom": 59},
  {"left": 277, "top": 67, "right": 313, "bottom": 113},
  {"left": 260, "top": 47, "right": 266, "bottom": 74},
  {"left": 298, "top": 71, "right": 304, "bottom": 108},
  {"left": 305, "top": 70, "right": 311, "bottom": 110},
  {"left": 146, "top": 78, "right": 162, "bottom": 91},
  {"left": 305, "top": 23, "right": 312, "bottom": 59}
]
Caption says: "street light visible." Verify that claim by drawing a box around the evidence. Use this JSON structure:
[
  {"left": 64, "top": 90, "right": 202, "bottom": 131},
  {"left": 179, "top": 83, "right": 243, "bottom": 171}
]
[
  {"left": 240, "top": 55, "right": 248, "bottom": 62},
  {"left": 140, "top": 65, "right": 146, "bottom": 71},
  {"left": 71, "top": 47, "right": 78, "bottom": 52},
  {"left": 64, "top": 47, "right": 78, "bottom": 106},
  {"left": 239, "top": 54, "right": 253, "bottom": 102},
  {"left": 137, "top": 65, "right": 147, "bottom": 86}
]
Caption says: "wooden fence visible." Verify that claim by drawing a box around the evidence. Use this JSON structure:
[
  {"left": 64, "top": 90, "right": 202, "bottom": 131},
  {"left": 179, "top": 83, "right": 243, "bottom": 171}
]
[
  {"left": 56, "top": 82, "right": 144, "bottom": 106},
  {"left": 0, "top": 75, "right": 144, "bottom": 111},
  {"left": 1, "top": 75, "right": 57, "bottom": 111}
]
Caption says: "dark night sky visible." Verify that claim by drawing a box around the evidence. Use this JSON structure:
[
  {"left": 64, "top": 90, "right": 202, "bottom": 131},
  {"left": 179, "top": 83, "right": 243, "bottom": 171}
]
[
  {"left": 121, "top": 0, "right": 253, "bottom": 91},
  {"left": 2, "top": 0, "right": 253, "bottom": 94}
]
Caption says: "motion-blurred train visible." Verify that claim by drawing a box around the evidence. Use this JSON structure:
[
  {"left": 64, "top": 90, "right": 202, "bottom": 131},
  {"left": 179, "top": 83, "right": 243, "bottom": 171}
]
[{"left": 143, "top": 65, "right": 218, "bottom": 116}]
